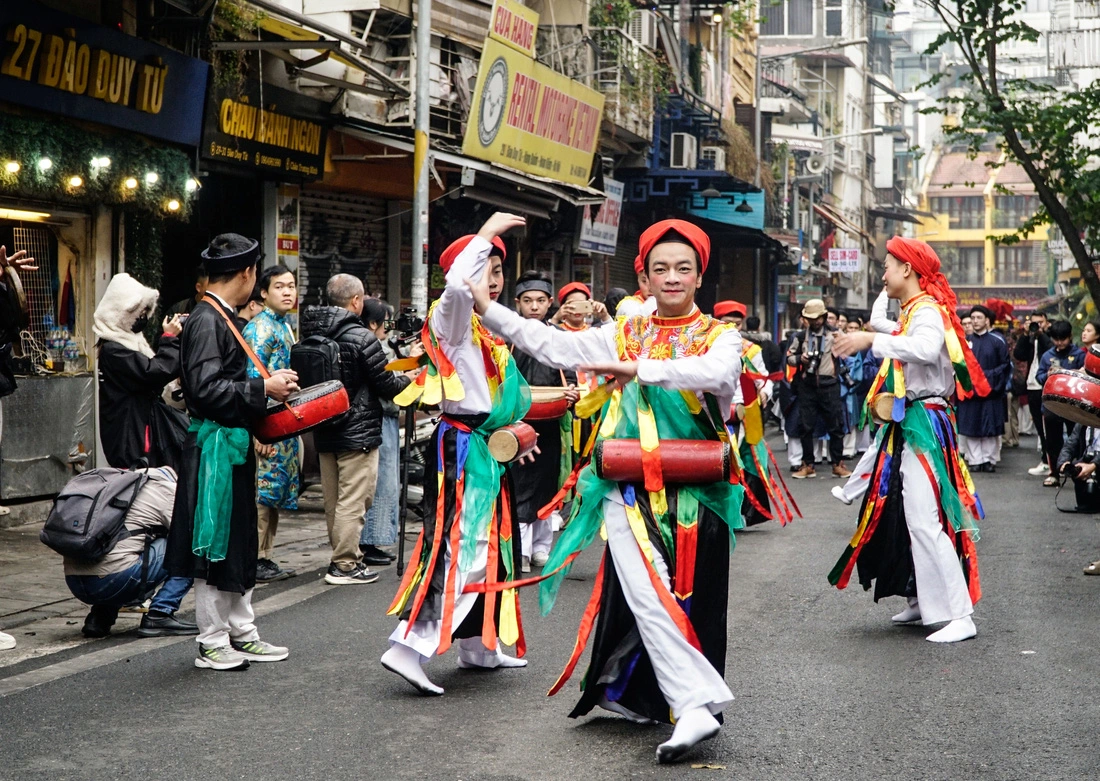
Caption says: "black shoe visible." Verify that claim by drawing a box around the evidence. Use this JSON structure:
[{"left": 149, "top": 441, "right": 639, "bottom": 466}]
[
  {"left": 137, "top": 611, "right": 199, "bottom": 637},
  {"left": 359, "top": 545, "right": 394, "bottom": 566},
  {"left": 987, "top": 463, "right": 996, "bottom": 473},
  {"left": 81, "top": 605, "right": 119, "bottom": 638},
  {"left": 256, "top": 558, "right": 295, "bottom": 583}
]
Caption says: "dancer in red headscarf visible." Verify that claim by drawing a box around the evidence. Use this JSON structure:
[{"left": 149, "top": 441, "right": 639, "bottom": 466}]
[
  {"left": 830, "top": 237, "right": 987, "bottom": 643},
  {"left": 467, "top": 218, "right": 746, "bottom": 763}
]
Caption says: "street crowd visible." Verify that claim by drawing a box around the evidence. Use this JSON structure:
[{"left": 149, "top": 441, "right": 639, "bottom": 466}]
[{"left": 0, "top": 213, "right": 1065, "bottom": 763}]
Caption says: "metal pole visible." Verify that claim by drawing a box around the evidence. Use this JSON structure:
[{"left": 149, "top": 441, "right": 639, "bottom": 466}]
[
  {"left": 753, "top": 24, "right": 763, "bottom": 320},
  {"left": 411, "top": 0, "right": 431, "bottom": 317}
]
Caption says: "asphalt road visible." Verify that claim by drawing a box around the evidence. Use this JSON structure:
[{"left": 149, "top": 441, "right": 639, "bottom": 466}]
[{"left": 1, "top": 437, "right": 1098, "bottom": 781}]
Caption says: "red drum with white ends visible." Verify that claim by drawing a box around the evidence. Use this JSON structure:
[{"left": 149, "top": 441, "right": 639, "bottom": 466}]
[
  {"left": 488, "top": 422, "right": 539, "bottom": 463},
  {"left": 525, "top": 386, "right": 570, "bottom": 421},
  {"left": 594, "top": 439, "right": 732, "bottom": 484},
  {"left": 254, "top": 380, "right": 350, "bottom": 444},
  {"left": 1084, "top": 344, "right": 1100, "bottom": 379},
  {"left": 1042, "top": 369, "right": 1100, "bottom": 429}
]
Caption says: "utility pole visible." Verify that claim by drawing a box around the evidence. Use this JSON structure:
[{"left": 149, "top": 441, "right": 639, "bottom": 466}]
[
  {"left": 753, "top": 22, "right": 764, "bottom": 324},
  {"left": 411, "top": 0, "right": 431, "bottom": 316}
]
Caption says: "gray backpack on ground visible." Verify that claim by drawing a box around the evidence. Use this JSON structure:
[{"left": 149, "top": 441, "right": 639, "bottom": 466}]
[{"left": 40, "top": 468, "right": 150, "bottom": 561}]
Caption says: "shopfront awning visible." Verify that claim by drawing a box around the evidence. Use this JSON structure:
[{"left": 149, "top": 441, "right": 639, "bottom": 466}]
[
  {"left": 814, "top": 203, "right": 872, "bottom": 242},
  {"left": 339, "top": 124, "right": 607, "bottom": 208},
  {"left": 867, "top": 204, "right": 930, "bottom": 224},
  {"left": 769, "top": 124, "right": 824, "bottom": 152},
  {"left": 231, "top": 0, "right": 410, "bottom": 97}
]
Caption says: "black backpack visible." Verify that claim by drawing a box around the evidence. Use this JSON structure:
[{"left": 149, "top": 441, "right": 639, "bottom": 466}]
[
  {"left": 291, "top": 322, "right": 357, "bottom": 388},
  {"left": 40, "top": 468, "right": 150, "bottom": 561}
]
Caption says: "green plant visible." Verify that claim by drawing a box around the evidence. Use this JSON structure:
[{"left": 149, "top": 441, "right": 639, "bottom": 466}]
[
  {"left": 0, "top": 113, "right": 194, "bottom": 217},
  {"left": 210, "top": 0, "right": 265, "bottom": 89},
  {"left": 589, "top": 0, "right": 636, "bottom": 29},
  {"left": 123, "top": 210, "right": 165, "bottom": 292}
]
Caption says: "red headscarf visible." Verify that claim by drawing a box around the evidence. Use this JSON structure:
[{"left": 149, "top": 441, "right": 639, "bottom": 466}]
[
  {"left": 557, "top": 281, "right": 591, "bottom": 304},
  {"left": 886, "top": 236, "right": 990, "bottom": 397},
  {"left": 439, "top": 234, "right": 507, "bottom": 274},
  {"left": 637, "top": 219, "right": 711, "bottom": 274},
  {"left": 713, "top": 300, "right": 746, "bottom": 319},
  {"left": 633, "top": 254, "right": 643, "bottom": 274}
]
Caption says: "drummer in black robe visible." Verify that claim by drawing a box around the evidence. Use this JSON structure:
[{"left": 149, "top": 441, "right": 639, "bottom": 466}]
[
  {"left": 508, "top": 272, "right": 579, "bottom": 572},
  {"left": 165, "top": 234, "right": 300, "bottom": 671}
]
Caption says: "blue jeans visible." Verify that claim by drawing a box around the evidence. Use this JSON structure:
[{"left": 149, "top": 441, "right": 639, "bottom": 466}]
[
  {"left": 361, "top": 414, "right": 400, "bottom": 547},
  {"left": 66, "top": 537, "right": 192, "bottom": 614}
]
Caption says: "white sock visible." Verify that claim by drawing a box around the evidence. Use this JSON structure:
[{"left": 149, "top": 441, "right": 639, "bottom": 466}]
[
  {"left": 656, "top": 706, "right": 720, "bottom": 764},
  {"left": 598, "top": 695, "right": 658, "bottom": 725},
  {"left": 892, "top": 600, "right": 921, "bottom": 624},
  {"left": 381, "top": 644, "right": 444, "bottom": 695},
  {"left": 926, "top": 616, "right": 977, "bottom": 643},
  {"left": 457, "top": 646, "right": 528, "bottom": 669}
]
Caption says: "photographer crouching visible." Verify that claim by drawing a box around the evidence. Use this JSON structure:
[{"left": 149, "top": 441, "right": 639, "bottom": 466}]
[
  {"left": 786, "top": 299, "right": 851, "bottom": 479},
  {"left": 1057, "top": 424, "right": 1100, "bottom": 574}
]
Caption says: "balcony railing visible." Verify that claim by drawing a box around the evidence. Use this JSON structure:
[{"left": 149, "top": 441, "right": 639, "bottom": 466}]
[{"left": 591, "top": 28, "right": 656, "bottom": 143}]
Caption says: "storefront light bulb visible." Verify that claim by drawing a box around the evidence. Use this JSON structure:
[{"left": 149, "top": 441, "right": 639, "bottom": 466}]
[
  {"left": 713, "top": 11, "right": 723, "bottom": 22},
  {"left": 185, "top": 178, "right": 198, "bottom": 193},
  {"left": 4, "top": 162, "right": 19, "bottom": 174},
  {"left": 145, "top": 171, "right": 159, "bottom": 185},
  {"left": 37, "top": 158, "right": 52, "bottom": 172},
  {"left": 124, "top": 177, "right": 138, "bottom": 190},
  {"left": 68, "top": 175, "right": 83, "bottom": 188},
  {"left": 167, "top": 199, "right": 180, "bottom": 212},
  {"left": 92, "top": 156, "right": 111, "bottom": 169}
]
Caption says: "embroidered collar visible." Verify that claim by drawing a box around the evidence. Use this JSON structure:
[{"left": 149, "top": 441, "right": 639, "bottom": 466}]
[{"left": 650, "top": 307, "right": 702, "bottom": 329}]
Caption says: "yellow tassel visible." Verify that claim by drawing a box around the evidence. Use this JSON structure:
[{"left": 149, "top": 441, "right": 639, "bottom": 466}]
[
  {"left": 421, "top": 375, "right": 443, "bottom": 406},
  {"left": 575, "top": 383, "right": 613, "bottom": 419},
  {"left": 625, "top": 502, "right": 653, "bottom": 563},
  {"left": 393, "top": 379, "right": 424, "bottom": 408},
  {"left": 598, "top": 391, "right": 622, "bottom": 438},
  {"left": 498, "top": 589, "right": 519, "bottom": 646},
  {"left": 441, "top": 371, "right": 466, "bottom": 402},
  {"left": 743, "top": 403, "right": 764, "bottom": 445},
  {"left": 386, "top": 564, "right": 422, "bottom": 616},
  {"left": 649, "top": 488, "right": 668, "bottom": 517},
  {"left": 680, "top": 390, "right": 702, "bottom": 414}
]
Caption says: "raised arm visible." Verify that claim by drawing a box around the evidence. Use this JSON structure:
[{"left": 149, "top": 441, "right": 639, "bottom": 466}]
[
  {"left": 871, "top": 305, "right": 943, "bottom": 366},
  {"left": 433, "top": 238, "right": 491, "bottom": 346},
  {"left": 869, "top": 289, "right": 896, "bottom": 334}
]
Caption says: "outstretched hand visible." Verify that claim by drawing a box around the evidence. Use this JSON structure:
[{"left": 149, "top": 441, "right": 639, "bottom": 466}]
[
  {"left": 580, "top": 361, "right": 639, "bottom": 392},
  {"left": 832, "top": 330, "right": 875, "bottom": 359},
  {"left": 477, "top": 212, "right": 526, "bottom": 241},
  {"left": 0, "top": 245, "right": 38, "bottom": 271}
]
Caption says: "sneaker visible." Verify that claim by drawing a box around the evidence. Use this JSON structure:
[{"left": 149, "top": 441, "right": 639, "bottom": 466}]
[
  {"left": 256, "top": 558, "right": 295, "bottom": 583},
  {"left": 791, "top": 464, "right": 817, "bottom": 479},
  {"left": 230, "top": 638, "right": 289, "bottom": 662},
  {"left": 531, "top": 551, "right": 550, "bottom": 567},
  {"left": 195, "top": 644, "right": 250, "bottom": 671},
  {"left": 137, "top": 611, "right": 199, "bottom": 637},
  {"left": 324, "top": 563, "right": 379, "bottom": 585},
  {"left": 521, "top": 556, "right": 531, "bottom": 573},
  {"left": 1028, "top": 462, "right": 1051, "bottom": 476},
  {"left": 832, "top": 463, "right": 852, "bottom": 478},
  {"left": 0, "top": 630, "right": 14, "bottom": 650},
  {"left": 359, "top": 544, "right": 394, "bottom": 566}
]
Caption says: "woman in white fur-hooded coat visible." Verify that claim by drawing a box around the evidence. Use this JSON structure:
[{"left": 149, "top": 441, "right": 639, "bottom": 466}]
[{"left": 94, "top": 273, "right": 186, "bottom": 470}]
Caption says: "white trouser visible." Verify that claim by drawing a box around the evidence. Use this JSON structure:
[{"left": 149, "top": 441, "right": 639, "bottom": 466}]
[
  {"left": 787, "top": 437, "right": 803, "bottom": 468},
  {"left": 856, "top": 426, "right": 872, "bottom": 453},
  {"left": 814, "top": 438, "right": 829, "bottom": 462},
  {"left": 837, "top": 445, "right": 880, "bottom": 504},
  {"left": 898, "top": 447, "right": 974, "bottom": 625},
  {"left": 389, "top": 537, "right": 514, "bottom": 666},
  {"left": 843, "top": 429, "right": 858, "bottom": 458},
  {"left": 520, "top": 518, "right": 553, "bottom": 558},
  {"left": 602, "top": 495, "right": 733, "bottom": 720},
  {"left": 194, "top": 580, "right": 258, "bottom": 647},
  {"left": 960, "top": 435, "right": 1001, "bottom": 466}
]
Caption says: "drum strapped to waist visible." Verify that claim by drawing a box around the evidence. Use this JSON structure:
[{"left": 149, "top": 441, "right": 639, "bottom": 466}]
[
  {"left": 1085, "top": 344, "right": 1100, "bottom": 379},
  {"left": 201, "top": 294, "right": 351, "bottom": 444},
  {"left": 525, "top": 386, "right": 570, "bottom": 421},
  {"left": 488, "top": 422, "right": 539, "bottom": 463},
  {"left": 594, "top": 439, "right": 732, "bottom": 484},
  {"left": 1042, "top": 369, "right": 1100, "bottom": 429},
  {"left": 254, "top": 379, "right": 350, "bottom": 444}
]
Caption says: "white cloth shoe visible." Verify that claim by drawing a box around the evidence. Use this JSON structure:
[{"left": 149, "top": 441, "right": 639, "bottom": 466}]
[
  {"left": 927, "top": 616, "right": 977, "bottom": 643},
  {"left": 0, "top": 630, "right": 15, "bottom": 650},
  {"left": 830, "top": 486, "right": 853, "bottom": 506}
]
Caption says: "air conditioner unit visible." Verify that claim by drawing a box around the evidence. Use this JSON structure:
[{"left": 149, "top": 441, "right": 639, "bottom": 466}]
[
  {"left": 670, "top": 133, "right": 698, "bottom": 169},
  {"left": 627, "top": 10, "right": 659, "bottom": 49},
  {"left": 700, "top": 146, "right": 727, "bottom": 171}
]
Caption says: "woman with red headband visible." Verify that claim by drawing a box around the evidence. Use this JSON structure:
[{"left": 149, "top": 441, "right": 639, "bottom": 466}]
[
  {"left": 467, "top": 218, "right": 746, "bottom": 763},
  {"left": 381, "top": 212, "right": 535, "bottom": 696},
  {"left": 831, "top": 236, "right": 987, "bottom": 644}
]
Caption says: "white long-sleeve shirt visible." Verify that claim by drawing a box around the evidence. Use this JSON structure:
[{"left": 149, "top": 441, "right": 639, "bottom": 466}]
[
  {"left": 431, "top": 236, "right": 496, "bottom": 415},
  {"left": 869, "top": 289, "right": 955, "bottom": 400},
  {"left": 481, "top": 303, "right": 741, "bottom": 418}
]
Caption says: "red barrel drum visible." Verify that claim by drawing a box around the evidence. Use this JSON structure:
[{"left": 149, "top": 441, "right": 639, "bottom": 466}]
[
  {"left": 488, "top": 422, "right": 539, "bottom": 463},
  {"left": 254, "top": 380, "right": 350, "bottom": 444},
  {"left": 595, "top": 439, "right": 732, "bottom": 484},
  {"left": 1042, "top": 369, "right": 1100, "bottom": 429}
]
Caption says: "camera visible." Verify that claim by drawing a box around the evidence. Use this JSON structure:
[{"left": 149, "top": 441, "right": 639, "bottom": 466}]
[
  {"left": 804, "top": 349, "right": 822, "bottom": 376},
  {"left": 1029, "top": 322, "right": 1040, "bottom": 333},
  {"left": 388, "top": 306, "right": 425, "bottom": 358},
  {"left": 838, "top": 358, "right": 857, "bottom": 389}
]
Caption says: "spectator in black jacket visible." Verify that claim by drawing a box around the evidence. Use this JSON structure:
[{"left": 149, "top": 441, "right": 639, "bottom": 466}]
[
  {"left": 1057, "top": 424, "right": 1100, "bottom": 519},
  {"left": 93, "top": 273, "right": 188, "bottom": 471},
  {"left": 1015, "top": 312, "right": 1054, "bottom": 476},
  {"left": 301, "top": 275, "right": 410, "bottom": 585}
]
